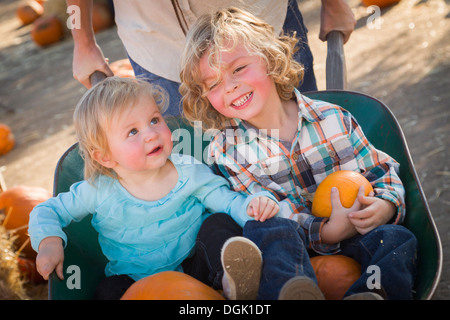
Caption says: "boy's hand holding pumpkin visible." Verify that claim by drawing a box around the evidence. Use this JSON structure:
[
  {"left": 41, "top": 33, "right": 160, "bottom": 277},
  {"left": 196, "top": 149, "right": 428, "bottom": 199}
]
[
  {"left": 246, "top": 196, "right": 279, "bottom": 222},
  {"left": 348, "top": 193, "right": 396, "bottom": 235},
  {"left": 320, "top": 186, "right": 364, "bottom": 244}
]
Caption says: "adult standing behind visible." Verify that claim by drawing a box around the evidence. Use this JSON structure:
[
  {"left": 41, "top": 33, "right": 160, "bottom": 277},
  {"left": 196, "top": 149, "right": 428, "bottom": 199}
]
[{"left": 68, "top": 0, "right": 355, "bottom": 116}]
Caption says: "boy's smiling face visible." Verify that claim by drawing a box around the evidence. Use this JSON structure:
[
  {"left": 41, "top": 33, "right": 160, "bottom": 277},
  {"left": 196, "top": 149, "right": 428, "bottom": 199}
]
[{"left": 199, "top": 42, "right": 281, "bottom": 126}]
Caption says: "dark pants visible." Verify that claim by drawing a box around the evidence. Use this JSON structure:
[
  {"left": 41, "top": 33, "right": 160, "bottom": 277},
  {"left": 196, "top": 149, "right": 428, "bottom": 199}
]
[
  {"left": 94, "top": 213, "right": 242, "bottom": 300},
  {"left": 243, "top": 217, "right": 318, "bottom": 300},
  {"left": 243, "top": 218, "right": 417, "bottom": 300},
  {"left": 340, "top": 224, "right": 418, "bottom": 300}
]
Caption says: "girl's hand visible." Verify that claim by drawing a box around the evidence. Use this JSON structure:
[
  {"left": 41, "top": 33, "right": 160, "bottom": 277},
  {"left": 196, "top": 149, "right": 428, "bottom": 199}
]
[
  {"left": 348, "top": 193, "right": 396, "bottom": 235},
  {"left": 36, "top": 236, "right": 65, "bottom": 280},
  {"left": 247, "top": 197, "right": 279, "bottom": 222}
]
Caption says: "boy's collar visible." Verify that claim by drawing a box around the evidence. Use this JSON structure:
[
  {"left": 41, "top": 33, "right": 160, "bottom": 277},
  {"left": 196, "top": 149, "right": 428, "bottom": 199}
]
[
  {"left": 221, "top": 89, "right": 325, "bottom": 145},
  {"left": 293, "top": 88, "right": 325, "bottom": 123}
]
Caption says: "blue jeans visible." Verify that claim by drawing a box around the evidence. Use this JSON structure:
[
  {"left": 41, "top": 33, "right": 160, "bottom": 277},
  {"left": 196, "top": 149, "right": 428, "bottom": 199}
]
[
  {"left": 191, "top": 214, "right": 417, "bottom": 300},
  {"left": 245, "top": 219, "right": 418, "bottom": 300},
  {"left": 244, "top": 217, "right": 318, "bottom": 300},
  {"left": 128, "top": 0, "right": 317, "bottom": 116},
  {"left": 128, "top": 56, "right": 184, "bottom": 117},
  {"left": 284, "top": 0, "right": 317, "bottom": 93},
  {"left": 340, "top": 224, "right": 418, "bottom": 300}
]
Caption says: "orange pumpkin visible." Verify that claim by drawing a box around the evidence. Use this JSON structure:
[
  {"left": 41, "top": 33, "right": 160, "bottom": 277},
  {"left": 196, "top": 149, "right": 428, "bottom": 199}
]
[
  {"left": 92, "top": 3, "right": 114, "bottom": 33},
  {"left": 361, "top": 0, "right": 401, "bottom": 8},
  {"left": 16, "top": 1, "right": 44, "bottom": 25},
  {"left": 312, "top": 170, "right": 373, "bottom": 218},
  {"left": 31, "top": 15, "right": 64, "bottom": 47},
  {"left": 121, "top": 271, "right": 225, "bottom": 300},
  {"left": 311, "top": 255, "right": 361, "bottom": 300},
  {"left": 0, "top": 186, "right": 52, "bottom": 258},
  {"left": 17, "top": 257, "right": 45, "bottom": 284},
  {"left": 109, "top": 59, "right": 135, "bottom": 78},
  {"left": 0, "top": 124, "right": 15, "bottom": 156}
]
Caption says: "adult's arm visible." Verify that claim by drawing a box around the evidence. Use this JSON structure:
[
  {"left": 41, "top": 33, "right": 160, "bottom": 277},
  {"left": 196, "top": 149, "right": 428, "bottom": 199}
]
[{"left": 67, "top": 0, "right": 113, "bottom": 88}]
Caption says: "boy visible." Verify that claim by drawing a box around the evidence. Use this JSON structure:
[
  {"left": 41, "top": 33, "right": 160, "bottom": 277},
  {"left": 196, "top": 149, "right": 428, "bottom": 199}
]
[{"left": 179, "top": 7, "right": 417, "bottom": 299}]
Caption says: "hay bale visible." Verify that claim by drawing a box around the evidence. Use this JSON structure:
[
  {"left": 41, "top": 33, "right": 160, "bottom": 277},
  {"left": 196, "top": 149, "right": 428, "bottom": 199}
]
[{"left": 0, "top": 226, "right": 28, "bottom": 300}]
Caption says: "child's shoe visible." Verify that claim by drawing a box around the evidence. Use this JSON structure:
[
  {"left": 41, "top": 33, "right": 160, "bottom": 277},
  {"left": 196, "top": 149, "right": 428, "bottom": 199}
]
[
  {"left": 221, "top": 236, "right": 262, "bottom": 300},
  {"left": 343, "top": 292, "right": 384, "bottom": 300},
  {"left": 278, "top": 276, "right": 325, "bottom": 300}
]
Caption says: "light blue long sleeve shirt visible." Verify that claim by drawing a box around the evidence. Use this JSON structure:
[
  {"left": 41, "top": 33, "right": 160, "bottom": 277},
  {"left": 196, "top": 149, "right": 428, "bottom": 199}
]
[{"left": 28, "top": 154, "right": 276, "bottom": 280}]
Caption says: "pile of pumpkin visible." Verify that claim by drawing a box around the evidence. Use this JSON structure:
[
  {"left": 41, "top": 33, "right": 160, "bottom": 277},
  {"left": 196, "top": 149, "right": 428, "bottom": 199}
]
[
  {"left": 0, "top": 124, "right": 15, "bottom": 157},
  {"left": 16, "top": 0, "right": 114, "bottom": 47},
  {"left": 121, "top": 255, "right": 362, "bottom": 300},
  {"left": 0, "top": 184, "right": 52, "bottom": 299},
  {"left": 0, "top": 124, "right": 50, "bottom": 299},
  {"left": 361, "top": 0, "right": 401, "bottom": 8}
]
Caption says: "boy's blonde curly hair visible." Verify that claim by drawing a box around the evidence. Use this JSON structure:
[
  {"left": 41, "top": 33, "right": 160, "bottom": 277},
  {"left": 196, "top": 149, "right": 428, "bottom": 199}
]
[
  {"left": 179, "top": 7, "right": 304, "bottom": 131},
  {"left": 73, "top": 76, "right": 168, "bottom": 181}
]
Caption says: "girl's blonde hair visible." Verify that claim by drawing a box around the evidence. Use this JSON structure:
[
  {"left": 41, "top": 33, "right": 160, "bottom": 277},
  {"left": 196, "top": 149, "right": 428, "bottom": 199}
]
[
  {"left": 73, "top": 76, "right": 168, "bottom": 181},
  {"left": 179, "top": 7, "right": 304, "bottom": 131}
]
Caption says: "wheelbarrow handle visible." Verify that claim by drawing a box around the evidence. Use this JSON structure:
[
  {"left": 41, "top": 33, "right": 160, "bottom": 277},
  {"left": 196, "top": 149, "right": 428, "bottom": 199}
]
[
  {"left": 326, "top": 31, "right": 347, "bottom": 90},
  {"left": 89, "top": 70, "right": 108, "bottom": 87}
]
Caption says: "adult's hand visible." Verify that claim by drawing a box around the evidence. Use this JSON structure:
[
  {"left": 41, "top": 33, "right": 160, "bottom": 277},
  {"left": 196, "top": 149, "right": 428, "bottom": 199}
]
[
  {"left": 72, "top": 42, "right": 113, "bottom": 88},
  {"left": 319, "top": 0, "right": 356, "bottom": 44}
]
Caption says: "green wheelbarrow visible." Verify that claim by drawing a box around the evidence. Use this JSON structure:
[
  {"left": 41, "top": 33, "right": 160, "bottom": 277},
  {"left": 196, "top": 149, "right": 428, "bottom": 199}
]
[{"left": 47, "top": 32, "right": 442, "bottom": 300}]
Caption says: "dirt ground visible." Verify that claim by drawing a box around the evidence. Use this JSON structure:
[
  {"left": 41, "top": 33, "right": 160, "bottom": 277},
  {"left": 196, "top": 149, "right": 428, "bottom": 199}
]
[{"left": 0, "top": 0, "right": 448, "bottom": 299}]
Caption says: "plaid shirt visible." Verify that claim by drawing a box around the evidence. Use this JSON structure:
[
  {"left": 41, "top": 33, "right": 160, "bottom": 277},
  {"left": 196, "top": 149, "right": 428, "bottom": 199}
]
[{"left": 208, "top": 89, "right": 405, "bottom": 254}]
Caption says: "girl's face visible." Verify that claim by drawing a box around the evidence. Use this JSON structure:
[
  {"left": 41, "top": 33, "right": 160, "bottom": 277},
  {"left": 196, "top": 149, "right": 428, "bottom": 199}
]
[
  {"left": 199, "top": 42, "right": 280, "bottom": 125},
  {"left": 99, "top": 94, "right": 173, "bottom": 175}
]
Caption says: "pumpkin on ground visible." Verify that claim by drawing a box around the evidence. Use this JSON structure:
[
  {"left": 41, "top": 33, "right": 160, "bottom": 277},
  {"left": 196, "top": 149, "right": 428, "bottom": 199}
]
[
  {"left": 17, "top": 257, "right": 45, "bottom": 284},
  {"left": 109, "top": 59, "right": 135, "bottom": 78},
  {"left": 31, "top": 15, "right": 64, "bottom": 47},
  {"left": 16, "top": 1, "right": 44, "bottom": 25},
  {"left": 312, "top": 170, "right": 373, "bottom": 218},
  {"left": 0, "top": 186, "right": 52, "bottom": 258},
  {"left": 92, "top": 3, "right": 114, "bottom": 33},
  {"left": 361, "top": 0, "right": 401, "bottom": 8},
  {"left": 0, "top": 124, "right": 15, "bottom": 156},
  {"left": 310, "top": 255, "right": 361, "bottom": 300},
  {"left": 121, "top": 271, "right": 225, "bottom": 300}
]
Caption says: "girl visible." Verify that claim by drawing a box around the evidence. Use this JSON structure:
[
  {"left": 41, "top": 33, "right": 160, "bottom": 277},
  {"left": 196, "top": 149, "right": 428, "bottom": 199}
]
[
  {"left": 179, "top": 7, "right": 417, "bottom": 299},
  {"left": 28, "top": 77, "right": 279, "bottom": 299}
]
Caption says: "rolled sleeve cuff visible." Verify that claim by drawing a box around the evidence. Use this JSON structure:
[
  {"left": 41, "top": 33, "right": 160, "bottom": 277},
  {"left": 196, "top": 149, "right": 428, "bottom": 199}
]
[
  {"left": 303, "top": 215, "right": 341, "bottom": 255},
  {"left": 30, "top": 230, "right": 67, "bottom": 253},
  {"left": 374, "top": 190, "right": 406, "bottom": 225}
]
